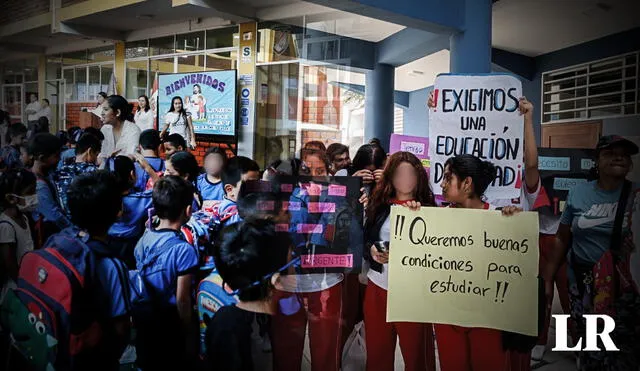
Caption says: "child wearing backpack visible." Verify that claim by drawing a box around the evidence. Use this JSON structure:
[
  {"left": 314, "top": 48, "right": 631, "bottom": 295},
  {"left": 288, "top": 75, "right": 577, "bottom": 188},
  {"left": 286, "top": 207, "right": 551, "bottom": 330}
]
[
  {"left": 2, "top": 170, "right": 131, "bottom": 371},
  {"left": 1, "top": 123, "right": 27, "bottom": 170},
  {"left": 108, "top": 155, "right": 154, "bottom": 268},
  {"left": 0, "top": 168, "right": 36, "bottom": 305},
  {"left": 196, "top": 147, "right": 226, "bottom": 207},
  {"left": 132, "top": 176, "right": 199, "bottom": 371},
  {"left": 216, "top": 156, "right": 260, "bottom": 228},
  {"left": 134, "top": 129, "right": 165, "bottom": 192},
  {"left": 205, "top": 217, "right": 292, "bottom": 371}
]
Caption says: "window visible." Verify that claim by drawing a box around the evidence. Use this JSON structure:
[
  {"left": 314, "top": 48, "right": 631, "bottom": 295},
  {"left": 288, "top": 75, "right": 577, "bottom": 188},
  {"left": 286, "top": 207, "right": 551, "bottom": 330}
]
[
  {"left": 394, "top": 107, "right": 404, "bottom": 134},
  {"left": 150, "top": 36, "right": 175, "bottom": 56},
  {"left": 176, "top": 31, "right": 205, "bottom": 52},
  {"left": 542, "top": 52, "right": 639, "bottom": 122},
  {"left": 126, "top": 60, "right": 148, "bottom": 99}
]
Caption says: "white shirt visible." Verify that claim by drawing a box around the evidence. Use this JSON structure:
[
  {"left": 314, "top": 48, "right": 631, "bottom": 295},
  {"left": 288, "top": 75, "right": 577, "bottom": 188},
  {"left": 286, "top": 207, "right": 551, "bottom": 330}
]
[
  {"left": 367, "top": 215, "right": 390, "bottom": 290},
  {"left": 135, "top": 109, "right": 155, "bottom": 132},
  {"left": 39, "top": 106, "right": 52, "bottom": 123},
  {"left": 100, "top": 120, "right": 141, "bottom": 159},
  {"left": 26, "top": 101, "right": 42, "bottom": 121},
  {"left": 164, "top": 112, "right": 189, "bottom": 142}
]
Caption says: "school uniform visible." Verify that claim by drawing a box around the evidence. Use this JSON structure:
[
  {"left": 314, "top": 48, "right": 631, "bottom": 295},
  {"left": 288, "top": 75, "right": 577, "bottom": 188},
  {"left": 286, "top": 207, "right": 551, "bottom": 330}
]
[
  {"left": 133, "top": 228, "right": 199, "bottom": 370},
  {"left": 0, "top": 145, "right": 22, "bottom": 169},
  {"left": 196, "top": 173, "right": 225, "bottom": 202},
  {"left": 216, "top": 197, "right": 241, "bottom": 227},
  {"left": 133, "top": 157, "right": 165, "bottom": 192},
  {"left": 108, "top": 189, "right": 153, "bottom": 267},
  {"left": 52, "top": 162, "right": 98, "bottom": 216},
  {"left": 33, "top": 174, "right": 71, "bottom": 246}
]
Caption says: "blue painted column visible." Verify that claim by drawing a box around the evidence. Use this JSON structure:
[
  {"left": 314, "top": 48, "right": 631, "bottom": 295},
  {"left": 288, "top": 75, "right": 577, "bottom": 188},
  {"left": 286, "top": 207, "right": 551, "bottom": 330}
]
[
  {"left": 365, "top": 63, "right": 394, "bottom": 151},
  {"left": 450, "top": 0, "right": 492, "bottom": 73}
]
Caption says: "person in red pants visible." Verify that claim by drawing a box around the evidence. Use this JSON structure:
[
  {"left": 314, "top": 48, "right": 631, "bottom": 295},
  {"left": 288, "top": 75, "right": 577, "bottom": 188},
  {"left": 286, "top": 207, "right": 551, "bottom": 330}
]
[
  {"left": 434, "top": 154, "right": 525, "bottom": 371},
  {"left": 364, "top": 152, "right": 437, "bottom": 371}
]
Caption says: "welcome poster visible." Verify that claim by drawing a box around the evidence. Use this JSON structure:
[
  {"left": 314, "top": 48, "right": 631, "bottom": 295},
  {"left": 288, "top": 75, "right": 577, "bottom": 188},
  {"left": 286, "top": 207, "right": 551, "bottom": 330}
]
[{"left": 158, "top": 70, "right": 237, "bottom": 136}]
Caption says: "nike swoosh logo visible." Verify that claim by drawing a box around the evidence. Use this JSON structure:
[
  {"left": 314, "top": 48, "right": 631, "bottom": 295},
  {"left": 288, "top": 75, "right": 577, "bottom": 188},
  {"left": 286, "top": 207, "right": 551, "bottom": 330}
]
[{"left": 577, "top": 215, "right": 613, "bottom": 229}]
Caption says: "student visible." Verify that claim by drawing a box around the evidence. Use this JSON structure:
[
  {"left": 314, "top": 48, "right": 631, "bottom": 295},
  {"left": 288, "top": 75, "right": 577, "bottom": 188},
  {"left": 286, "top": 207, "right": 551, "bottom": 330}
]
[
  {"left": 58, "top": 126, "right": 82, "bottom": 168},
  {"left": 52, "top": 133, "right": 101, "bottom": 216},
  {"left": 326, "top": 143, "right": 350, "bottom": 174},
  {"left": 206, "top": 218, "right": 292, "bottom": 371},
  {"left": 0, "top": 169, "right": 36, "bottom": 304},
  {"left": 161, "top": 96, "right": 196, "bottom": 150},
  {"left": 133, "top": 176, "right": 199, "bottom": 371},
  {"left": 134, "top": 129, "right": 165, "bottom": 191},
  {"left": 65, "top": 171, "right": 132, "bottom": 371},
  {"left": 30, "top": 133, "right": 70, "bottom": 245},
  {"left": 336, "top": 143, "right": 387, "bottom": 192},
  {"left": 19, "top": 144, "right": 33, "bottom": 169},
  {"left": 108, "top": 155, "right": 153, "bottom": 268},
  {"left": 303, "top": 140, "right": 326, "bottom": 152},
  {"left": 134, "top": 95, "right": 154, "bottom": 132},
  {"left": 363, "top": 151, "right": 437, "bottom": 371},
  {"left": 163, "top": 133, "right": 187, "bottom": 158},
  {"left": 196, "top": 147, "right": 226, "bottom": 205},
  {"left": 165, "top": 151, "right": 202, "bottom": 211},
  {"left": 218, "top": 156, "right": 260, "bottom": 228},
  {"left": 434, "top": 154, "right": 525, "bottom": 371},
  {"left": 1, "top": 123, "right": 27, "bottom": 169}
]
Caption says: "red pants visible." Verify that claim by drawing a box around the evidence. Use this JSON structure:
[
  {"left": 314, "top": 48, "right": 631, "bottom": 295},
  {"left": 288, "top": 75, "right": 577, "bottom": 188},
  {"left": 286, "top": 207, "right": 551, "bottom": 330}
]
[
  {"left": 271, "top": 284, "right": 343, "bottom": 371},
  {"left": 363, "top": 281, "right": 436, "bottom": 371},
  {"left": 435, "top": 324, "right": 507, "bottom": 371},
  {"left": 538, "top": 233, "right": 571, "bottom": 344}
]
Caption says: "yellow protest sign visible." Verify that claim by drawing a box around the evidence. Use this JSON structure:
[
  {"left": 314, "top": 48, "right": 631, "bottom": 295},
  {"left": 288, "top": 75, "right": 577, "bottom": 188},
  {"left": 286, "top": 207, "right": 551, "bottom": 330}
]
[{"left": 386, "top": 206, "right": 539, "bottom": 336}]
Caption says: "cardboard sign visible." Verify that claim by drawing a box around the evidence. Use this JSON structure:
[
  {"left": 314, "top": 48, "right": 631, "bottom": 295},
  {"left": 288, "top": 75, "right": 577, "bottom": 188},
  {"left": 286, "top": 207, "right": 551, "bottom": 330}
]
[
  {"left": 429, "top": 74, "right": 524, "bottom": 200},
  {"left": 390, "top": 134, "right": 430, "bottom": 170},
  {"left": 243, "top": 176, "right": 364, "bottom": 274},
  {"left": 387, "top": 206, "right": 539, "bottom": 336},
  {"left": 158, "top": 70, "right": 237, "bottom": 136}
]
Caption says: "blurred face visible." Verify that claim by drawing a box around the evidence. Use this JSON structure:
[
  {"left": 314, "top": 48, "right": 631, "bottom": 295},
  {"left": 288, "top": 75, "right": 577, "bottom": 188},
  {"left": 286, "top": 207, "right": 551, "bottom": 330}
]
[
  {"left": 440, "top": 164, "right": 467, "bottom": 203},
  {"left": 11, "top": 133, "right": 26, "bottom": 146},
  {"left": 332, "top": 152, "right": 351, "bottom": 172},
  {"left": 204, "top": 153, "right": 224, "bottom": 176},
  {"left": 138, "top": 97, "right": 147, "bottom": 109},
  {"left": 302, "top": 154, "right": 328, "bottom": 176},
  {"left": 392, "top": 161, "right": 418, "bottom": 197},
  {"left": 164, "top": 143, "right": 181, "bottom": 157},
  {"left": 173, "top": 99, "right": 182, "bottom": 111},
  {"left": 164, "top": 159, "right": 188, "bottom": 181},
  {"left": 101, "top": 101, "right": 117, "bottom": 125},
  {"left": 598, "top": 146, "right": 632, "bottom": 179},
  {"left": 30, "top": 94, "right": 37, "bottom": 103},
  {"left": 97, "top": 95, "right": 105, "bottom": 105},
  {"left": 41, "top": 100, "right": 49, "bottom": 107}
]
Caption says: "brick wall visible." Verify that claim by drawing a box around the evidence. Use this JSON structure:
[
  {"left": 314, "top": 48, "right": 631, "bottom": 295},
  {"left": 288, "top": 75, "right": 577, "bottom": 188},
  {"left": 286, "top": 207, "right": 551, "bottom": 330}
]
[
  {"left": 0, "top": 0, "right": 49, "bottom": 24},
  {"left": 300, "top": 66, "right": 342, "bottom": 147},
  {"left": 65, "top": 101, "right": 236, "bottom": 165}
]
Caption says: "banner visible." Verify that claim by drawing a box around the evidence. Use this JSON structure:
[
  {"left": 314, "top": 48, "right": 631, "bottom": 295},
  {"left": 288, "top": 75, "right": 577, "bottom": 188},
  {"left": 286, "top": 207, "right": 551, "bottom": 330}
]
[
  {"left": 390, "top": 134, "right": 430, "bottom": 171},
  {"left": 244, "top": 176, "right": 363, "bottom": 274},
  {"left": 158, "top": 70, "right": 237, "bottom": 136},
  {"left": 387, "top": 206, "right": 539, "bottom": 336},
  {"left": 537, "top": 148, "right": 595, "bottom": 215},
  {"left": 429, "top": 74, "right": 524, "bottom": 200}
]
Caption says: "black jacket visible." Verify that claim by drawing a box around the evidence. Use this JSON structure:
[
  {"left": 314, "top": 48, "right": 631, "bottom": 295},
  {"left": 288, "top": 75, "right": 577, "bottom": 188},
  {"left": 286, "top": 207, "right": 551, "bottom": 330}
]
[{"left": 364, "top": 204, "right": 391, "bottom": 273}]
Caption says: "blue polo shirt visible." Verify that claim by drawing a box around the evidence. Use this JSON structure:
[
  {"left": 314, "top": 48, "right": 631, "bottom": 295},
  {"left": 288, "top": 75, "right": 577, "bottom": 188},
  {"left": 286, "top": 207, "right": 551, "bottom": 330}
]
[
  {"left": 134, "top": 228, "right": 199, "bottom": 306},
  {"left": 196, "top": 173, "right": 225, "bottom": 201},
  {"left": 217, "top": 197, "right": 241, "bottom": 227},
  {"left": 88, "top": 238, "right": 131, "bottom": 318},
  {"left": 108, "top": 190, "right": 153, "bottom": 240},
  {"left": 134, "top": 157, "right": 165, "bottom": 192}
]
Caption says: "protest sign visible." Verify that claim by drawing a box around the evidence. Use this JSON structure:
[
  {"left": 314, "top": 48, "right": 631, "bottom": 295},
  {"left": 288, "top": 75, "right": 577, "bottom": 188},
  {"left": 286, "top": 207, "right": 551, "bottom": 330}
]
[
  {"left": 386, "top": 206, "right": 539, "bottom": 336},
  {"left": 158, "top": 70, "right": 237, "bottom": 136},
  {"left": 390, "top": 134, "right": 430, "bottom": 170},
  {"left": 537, "top": 148, "right": 595, "bottom": 215},
  {"left": 429, "top": 74, "right": 524, "bottom": 200},
  {"left": 243, "top": 176, "right": 363, "bottom": 274}
]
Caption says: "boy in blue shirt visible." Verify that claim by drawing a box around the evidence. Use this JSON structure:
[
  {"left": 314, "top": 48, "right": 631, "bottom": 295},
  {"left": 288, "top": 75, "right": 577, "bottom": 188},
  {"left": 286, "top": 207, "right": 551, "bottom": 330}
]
[
  {"left": 108, "top": 155, "right": 153, "bottom": 268},
  {"left": 1, "top": 123, "right": 27, "bottom": 169},
  {"left": 58, "top": 126, "right": 81, "bottom": 168},
  {"left": 196, "top": 147, "right": 226, "bottom": 207},
  {"left": 52, "top": 133, "right": 101, "bottom": 216},
  {"left": 66, "top": 170, "right": 131, "bottom": 371},
  {"left": 134, "top": 129, "right": 165, "bottom": 191},
  {"left": 133, "top": 176, "right": 199, "bottom": 370},
  {"left": 163, "top": 133, "right": 186, "bottom": 158},
  {"left": 217, "top": 156, "right": 260, "bottom": 227}
]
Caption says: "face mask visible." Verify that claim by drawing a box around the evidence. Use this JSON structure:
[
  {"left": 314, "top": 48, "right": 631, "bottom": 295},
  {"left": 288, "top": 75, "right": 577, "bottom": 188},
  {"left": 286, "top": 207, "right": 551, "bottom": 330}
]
[{"left": 13, "top": 194, "right": 39, "bottom": 213}]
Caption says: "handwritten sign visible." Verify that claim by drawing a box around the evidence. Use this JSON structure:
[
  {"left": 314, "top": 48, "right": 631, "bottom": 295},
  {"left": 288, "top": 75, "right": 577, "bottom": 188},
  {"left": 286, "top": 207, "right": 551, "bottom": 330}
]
[
  {"left": 242, "top": 176, "right": 363, "bottom": 273},
  {"left": 390, "top": 134, "right": 430, "bottom": 171},
  {"left": 386, "top": 206, "right": 539, "bottom": 336},
  {"left": 429, "top": 74, "right": 524, "bottom": 199}
]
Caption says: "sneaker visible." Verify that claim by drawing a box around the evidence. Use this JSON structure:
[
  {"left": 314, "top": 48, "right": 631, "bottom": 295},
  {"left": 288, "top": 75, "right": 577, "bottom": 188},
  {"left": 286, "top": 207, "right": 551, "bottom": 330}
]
[{"left": 531, "top": 345, "right": 546, "bottom": 361}]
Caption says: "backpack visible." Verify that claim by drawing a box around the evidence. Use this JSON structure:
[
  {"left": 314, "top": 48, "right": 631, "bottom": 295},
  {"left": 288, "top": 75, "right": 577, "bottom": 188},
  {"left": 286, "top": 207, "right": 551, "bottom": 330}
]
[
  {"left": 0, "top": 227, "right": 119, "bottom": 371},
  {"left": 197, "top": 271, "right": 238, "bottom": 357}
]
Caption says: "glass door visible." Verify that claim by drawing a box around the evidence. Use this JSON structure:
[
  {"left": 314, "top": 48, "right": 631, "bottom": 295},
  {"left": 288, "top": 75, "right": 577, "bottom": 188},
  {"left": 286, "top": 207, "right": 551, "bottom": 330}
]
[{"left": 2, "top": 84, "right": 23, "bottom": 123}]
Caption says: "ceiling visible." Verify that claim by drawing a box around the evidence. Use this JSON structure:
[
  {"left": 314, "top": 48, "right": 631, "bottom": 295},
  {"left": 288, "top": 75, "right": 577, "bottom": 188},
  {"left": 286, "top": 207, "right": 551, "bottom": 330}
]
[{"left": 492, "top": 0, "right": 640, "bottom": 57}]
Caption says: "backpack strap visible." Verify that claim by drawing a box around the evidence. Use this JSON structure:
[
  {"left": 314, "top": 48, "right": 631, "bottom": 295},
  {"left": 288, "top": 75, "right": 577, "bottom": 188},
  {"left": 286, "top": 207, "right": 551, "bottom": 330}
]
[
  {"left": 610, "top": 180, "right": 632, "bottom": 253},
  {"left": 0, "top": 220, "right": 18, "bottom": 243}
]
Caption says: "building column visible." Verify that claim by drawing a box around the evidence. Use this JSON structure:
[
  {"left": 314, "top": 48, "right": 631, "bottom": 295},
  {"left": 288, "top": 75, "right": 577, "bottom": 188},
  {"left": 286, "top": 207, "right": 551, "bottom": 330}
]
[
  {"left": 449, "top": 0, "right": 492, "bottom": 73},
  {"left": 364, "top": 63, "right": 394, "bottom": 151},
  {"left": 115, "top": 41, "right": 125, "bottom": 95}
]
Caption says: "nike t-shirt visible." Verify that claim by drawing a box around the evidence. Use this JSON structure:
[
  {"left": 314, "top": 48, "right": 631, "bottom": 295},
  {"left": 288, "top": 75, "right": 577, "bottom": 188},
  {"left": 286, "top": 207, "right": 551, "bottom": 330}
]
[{"left": 560, "top": 180, "right": 630, "bottom": 264}]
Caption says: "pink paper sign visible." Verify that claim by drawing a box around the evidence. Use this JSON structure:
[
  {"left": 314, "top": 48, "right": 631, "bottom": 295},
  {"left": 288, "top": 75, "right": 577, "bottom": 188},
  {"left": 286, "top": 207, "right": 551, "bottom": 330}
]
[
  {"left": 301, "top": 254, "right": 353, "bottom": 268},
  {"left": 328, "top": 184, "right": 347, "bottom": 197},
  {"left": 307, "top": 202, "right": 336, "bottom": 213}
]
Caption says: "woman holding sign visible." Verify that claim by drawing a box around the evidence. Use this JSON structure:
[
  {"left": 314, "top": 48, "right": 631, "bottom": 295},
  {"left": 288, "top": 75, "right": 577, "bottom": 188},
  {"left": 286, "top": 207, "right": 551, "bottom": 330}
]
[
  {"left": 435, "top": 154, "right": 523, "bottom": 371},
  {"left": 543, "top": 136, "right": 639, "bottom": 371},
  {"left": 364, "top": 151, "right": 437, "bottom": 371}
]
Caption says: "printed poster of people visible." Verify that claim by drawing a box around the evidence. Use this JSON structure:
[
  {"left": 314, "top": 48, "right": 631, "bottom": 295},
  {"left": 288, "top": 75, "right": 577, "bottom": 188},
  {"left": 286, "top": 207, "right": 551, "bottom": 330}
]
[
  {"left": 242, "top": 176, "right": 364, "bottom": 274},
  {"left": 429, "top": 74, "right": 524, "bottom": 200},
  {"left": 158, "top": 70, "right": 237, "bottom": 136}
]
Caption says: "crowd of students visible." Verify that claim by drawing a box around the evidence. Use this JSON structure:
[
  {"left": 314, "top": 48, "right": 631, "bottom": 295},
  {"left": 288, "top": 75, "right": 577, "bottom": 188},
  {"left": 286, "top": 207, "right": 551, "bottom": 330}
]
[{"left": 0, "top": 91, "right": 638, "bottom": 371}]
